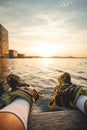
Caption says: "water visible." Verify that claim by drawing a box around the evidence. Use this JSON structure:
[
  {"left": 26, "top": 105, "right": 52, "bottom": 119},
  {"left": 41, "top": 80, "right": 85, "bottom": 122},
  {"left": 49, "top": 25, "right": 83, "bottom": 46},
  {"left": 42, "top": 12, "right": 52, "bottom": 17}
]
[{"left": 0, "top": 58, "right": 87, "bottom": 112}]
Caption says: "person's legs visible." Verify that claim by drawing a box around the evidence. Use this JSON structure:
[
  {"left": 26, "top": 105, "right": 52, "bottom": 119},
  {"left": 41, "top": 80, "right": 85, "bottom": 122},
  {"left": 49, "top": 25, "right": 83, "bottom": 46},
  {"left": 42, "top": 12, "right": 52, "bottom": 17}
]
[{"left": 0, "top": 98, "right": 30, "bottom": 130}]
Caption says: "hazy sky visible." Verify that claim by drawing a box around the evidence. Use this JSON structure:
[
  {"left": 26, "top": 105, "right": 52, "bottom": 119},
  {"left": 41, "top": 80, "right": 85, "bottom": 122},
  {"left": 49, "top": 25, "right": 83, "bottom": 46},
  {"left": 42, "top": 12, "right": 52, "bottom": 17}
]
[{"left": 0, "top": 0, "right": 87, "bottom": 57}]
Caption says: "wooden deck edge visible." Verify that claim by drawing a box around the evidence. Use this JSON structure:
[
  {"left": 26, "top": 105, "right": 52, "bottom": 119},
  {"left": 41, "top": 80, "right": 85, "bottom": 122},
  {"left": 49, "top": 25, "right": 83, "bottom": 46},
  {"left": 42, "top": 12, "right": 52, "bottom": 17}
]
[{"left": 28, "top": 110, "right": 87, "bottom": 130}]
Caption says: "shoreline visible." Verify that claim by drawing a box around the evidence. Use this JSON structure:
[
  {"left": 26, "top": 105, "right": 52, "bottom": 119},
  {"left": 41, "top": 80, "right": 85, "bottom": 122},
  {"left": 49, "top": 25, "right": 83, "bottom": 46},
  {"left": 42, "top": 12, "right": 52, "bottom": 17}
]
[{"left": 0, "top": 57, "right": 87, "bottom": 59}]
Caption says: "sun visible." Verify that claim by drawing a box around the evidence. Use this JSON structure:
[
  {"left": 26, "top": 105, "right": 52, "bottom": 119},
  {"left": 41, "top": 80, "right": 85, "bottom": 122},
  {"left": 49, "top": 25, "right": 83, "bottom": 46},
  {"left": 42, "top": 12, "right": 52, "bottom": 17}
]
[
  {"left": 37, "top": 43, "right": 55, "bottom": 57},
  {"left": 26, "top": 42, "right": 67, "bottom": 57}
]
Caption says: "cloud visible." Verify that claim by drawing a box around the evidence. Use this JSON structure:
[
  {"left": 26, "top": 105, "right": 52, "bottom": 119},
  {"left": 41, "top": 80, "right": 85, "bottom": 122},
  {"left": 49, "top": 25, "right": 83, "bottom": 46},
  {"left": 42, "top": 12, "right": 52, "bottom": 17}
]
[
  {"left": 57, "top": 0, "right": 76, "bottom": 8},
  {"left": 57, "top": 0, "right": 87, "bottom": 11},
  {"left": 0, "top": 0, "right": 87, "bottom": 31},
  {"left": 0, "top": 0, "right": 87, "bottom": 56}
]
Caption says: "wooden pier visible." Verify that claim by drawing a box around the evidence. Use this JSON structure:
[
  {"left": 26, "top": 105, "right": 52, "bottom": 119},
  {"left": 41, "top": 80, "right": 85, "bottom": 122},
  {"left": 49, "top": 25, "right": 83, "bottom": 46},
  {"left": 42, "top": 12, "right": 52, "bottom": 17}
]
[{"left": 28, "top": 110, "right": 87, "bottom": 130}]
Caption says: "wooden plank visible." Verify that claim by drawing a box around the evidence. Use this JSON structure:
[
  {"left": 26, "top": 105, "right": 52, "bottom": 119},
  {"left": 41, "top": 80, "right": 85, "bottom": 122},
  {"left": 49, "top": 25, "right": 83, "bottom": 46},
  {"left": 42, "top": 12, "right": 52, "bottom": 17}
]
[{"left": 28, "top": 110, "right": 87, "bottom": 130}]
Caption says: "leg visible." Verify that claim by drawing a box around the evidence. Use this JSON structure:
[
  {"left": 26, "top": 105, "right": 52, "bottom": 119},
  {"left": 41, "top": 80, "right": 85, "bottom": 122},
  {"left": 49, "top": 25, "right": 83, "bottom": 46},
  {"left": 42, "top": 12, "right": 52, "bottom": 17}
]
[
  {"left": 0, "top": 112, "right": 25, "bottom": 130},
  {"left": 76, "top": 95, "right": 87, "bottom": 115},
  {"left": 0, "top": 74, "right": 44, "bottom": 130},
  {"left": 0, "top": 98, "right": 30, "bottom": 130}
]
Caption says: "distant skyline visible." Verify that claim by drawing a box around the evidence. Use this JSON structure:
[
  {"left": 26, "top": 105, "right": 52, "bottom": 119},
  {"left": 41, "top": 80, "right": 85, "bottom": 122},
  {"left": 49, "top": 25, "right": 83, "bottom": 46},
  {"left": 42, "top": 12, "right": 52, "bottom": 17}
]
[{"left": 0, "top": 0, "right": 87, "bottom": 57}]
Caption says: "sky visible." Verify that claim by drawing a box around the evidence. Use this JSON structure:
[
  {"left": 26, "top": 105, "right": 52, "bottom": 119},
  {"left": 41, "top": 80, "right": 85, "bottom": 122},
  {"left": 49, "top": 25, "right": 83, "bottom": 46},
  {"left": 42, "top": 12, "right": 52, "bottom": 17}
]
[{"left": 0, "top": 0, "right": 87, "bottom": 57}]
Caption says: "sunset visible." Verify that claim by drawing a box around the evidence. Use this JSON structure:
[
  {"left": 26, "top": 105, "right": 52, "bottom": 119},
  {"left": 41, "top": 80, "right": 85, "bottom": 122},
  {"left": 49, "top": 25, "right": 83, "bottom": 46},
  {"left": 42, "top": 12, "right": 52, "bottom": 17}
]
[
  {"left": 0, "top": 1, "right": 87, "bottom": 129},
  {"left": 36, "top": 43, "right": 55, "bottom": 57},
  {"left": 0, "top": 0, "right": 87, "bottom": 57}
]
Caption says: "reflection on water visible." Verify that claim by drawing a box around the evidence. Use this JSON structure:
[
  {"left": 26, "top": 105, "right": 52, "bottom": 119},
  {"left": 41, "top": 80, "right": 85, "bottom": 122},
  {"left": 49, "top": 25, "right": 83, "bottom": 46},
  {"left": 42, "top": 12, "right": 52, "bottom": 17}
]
[
  {"left": 0, "top": 58, "right": 10, "bottom": 82},
  {"left": 41, "top": 58, "right": 52, "bottom": 67}
]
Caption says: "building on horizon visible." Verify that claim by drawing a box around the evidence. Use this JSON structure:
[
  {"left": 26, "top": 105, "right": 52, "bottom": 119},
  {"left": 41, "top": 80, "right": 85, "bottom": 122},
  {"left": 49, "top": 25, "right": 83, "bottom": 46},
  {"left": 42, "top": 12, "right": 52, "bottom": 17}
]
[
  {"left": 18, "top": 53, "right": 25, "bottom": 58},
  {"left": 0, "top": 24, "right": 9, "bottom": 58},
  {"left": 9, "top": 50, "right": 18, "bottom": 58}
]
